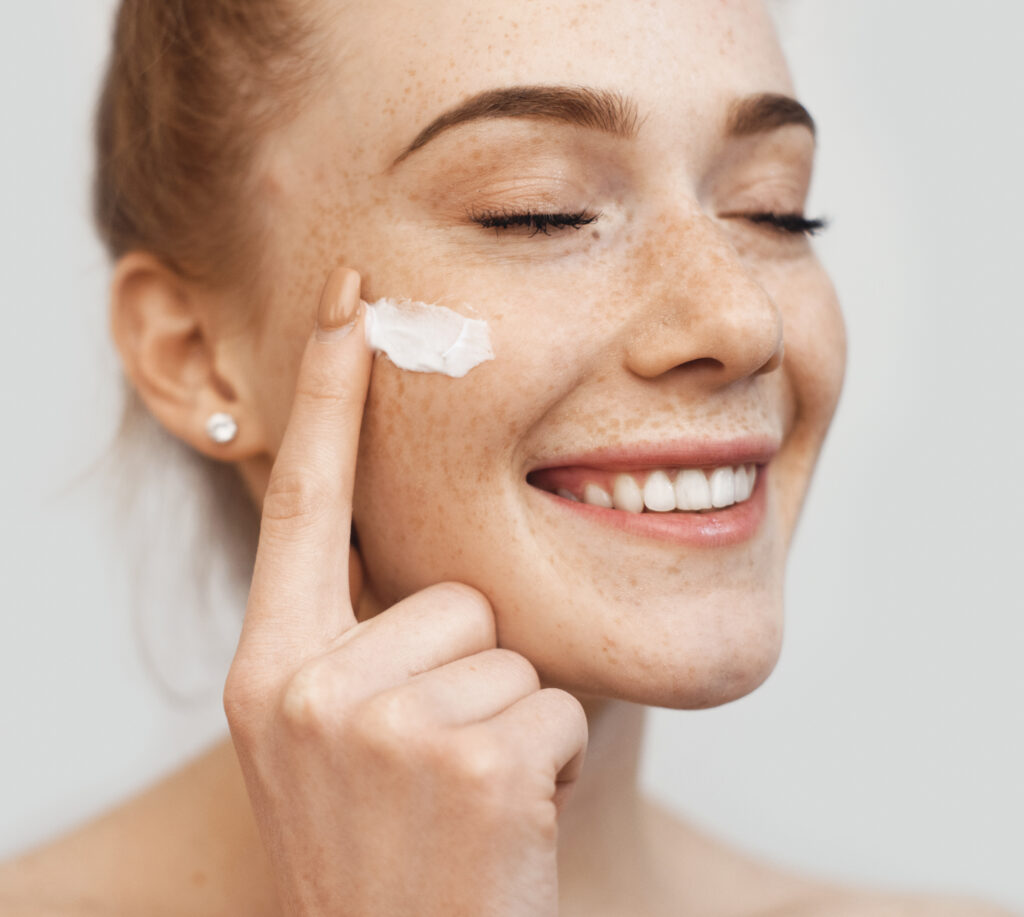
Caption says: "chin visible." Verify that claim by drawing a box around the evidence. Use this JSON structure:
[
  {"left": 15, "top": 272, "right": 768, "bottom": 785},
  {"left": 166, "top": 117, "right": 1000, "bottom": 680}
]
[{"left": 522, "top": 587, "right": 786, "bottom": 711}]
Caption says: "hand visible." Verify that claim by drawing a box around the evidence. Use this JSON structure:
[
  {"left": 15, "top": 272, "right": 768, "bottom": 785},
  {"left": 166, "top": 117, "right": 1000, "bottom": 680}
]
[{"left": 223, "top": 267, "right": 588, "bottom": 916}]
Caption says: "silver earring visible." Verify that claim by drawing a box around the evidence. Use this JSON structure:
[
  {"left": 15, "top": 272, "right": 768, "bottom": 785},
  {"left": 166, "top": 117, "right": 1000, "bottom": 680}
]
[{"left": 205, "top": 412, "right": 239, "bottom": 445}]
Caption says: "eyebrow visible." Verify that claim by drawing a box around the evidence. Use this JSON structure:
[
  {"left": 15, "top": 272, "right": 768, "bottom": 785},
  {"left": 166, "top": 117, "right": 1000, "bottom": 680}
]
[
  {"left": 390, "top": 85, "right": 815, "bottom": 166},
  {"left": 727, "top": 92, "right": 816, "bottom": 138},
  {"left": 391, "top": 85, "right": 640, "bottom": 166}
]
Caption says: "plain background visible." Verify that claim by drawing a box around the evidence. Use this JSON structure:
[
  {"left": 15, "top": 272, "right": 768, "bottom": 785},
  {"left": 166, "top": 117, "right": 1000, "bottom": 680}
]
[{"left": 1, "top": 0, "right": 1021, "bottom": 910}]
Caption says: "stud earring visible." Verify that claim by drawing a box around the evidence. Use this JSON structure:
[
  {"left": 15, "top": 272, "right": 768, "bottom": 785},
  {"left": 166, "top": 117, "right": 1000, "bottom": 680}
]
[{"left": 205, "top": 412, "right": 239, "bottom": 445}]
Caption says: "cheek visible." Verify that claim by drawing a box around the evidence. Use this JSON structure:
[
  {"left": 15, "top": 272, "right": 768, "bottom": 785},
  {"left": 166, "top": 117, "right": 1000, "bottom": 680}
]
[
  {"left": 786, "top": 268, "right": 847, "bottom": 429},
  {"left": 351, "top": 356, "right": 517, "bottom": 601},
  {"left": 347, "top": 280, "right": 620, "bottom": 604},
  {"left": 740, "top": 258, "right": 845, "bottom": 545},
  {"left": 761, "top": 257, "right": 846, "bottom": 432}
]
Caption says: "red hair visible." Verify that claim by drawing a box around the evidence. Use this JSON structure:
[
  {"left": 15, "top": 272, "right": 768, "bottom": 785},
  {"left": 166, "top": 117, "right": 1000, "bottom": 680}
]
[{"left": 93, "top": 0, "right": 326, "bottom": 288}]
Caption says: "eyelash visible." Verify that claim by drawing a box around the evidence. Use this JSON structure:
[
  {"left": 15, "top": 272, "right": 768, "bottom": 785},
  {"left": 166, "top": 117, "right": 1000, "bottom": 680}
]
[
  {"left": 470, "top": 209, "right": 600, "bottom": 236},
  {"left": 737, "top": 212, "right": 829, "bottom": 236},
  {"left": 469, "top": 208, "right": 828, "bottom": 237}
]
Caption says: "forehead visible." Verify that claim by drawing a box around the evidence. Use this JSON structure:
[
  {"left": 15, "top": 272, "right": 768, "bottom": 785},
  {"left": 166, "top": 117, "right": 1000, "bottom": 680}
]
[{"left": 320, "top": 0, "right": 793, "bottom": 158}]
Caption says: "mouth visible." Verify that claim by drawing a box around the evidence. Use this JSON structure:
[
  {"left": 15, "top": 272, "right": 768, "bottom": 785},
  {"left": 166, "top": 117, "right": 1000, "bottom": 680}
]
[
  {"left": 527, "top": 463, "right": 759, "bottom": 513},
  {"left": 525, "top": 438, "right": 777, "bottom": 547}
]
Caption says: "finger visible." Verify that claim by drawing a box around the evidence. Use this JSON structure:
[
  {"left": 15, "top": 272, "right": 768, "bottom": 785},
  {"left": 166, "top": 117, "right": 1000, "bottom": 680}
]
[
  {"left": 289, "top": 583, "right": 498, "bottom": 709},
  {"left": 242, "top": 267, "right": 372, "bottom": 659},
  {"left": 382, "top": 648, "right": 541, "bottom": 727},
  {"left": 466, "top": 688, "right": 588, "bottom": 808}
]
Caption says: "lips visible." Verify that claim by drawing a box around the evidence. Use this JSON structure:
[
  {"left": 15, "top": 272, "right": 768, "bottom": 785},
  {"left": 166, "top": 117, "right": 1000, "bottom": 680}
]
[{"left": 525, "top": 437, "right": 778, "bottom": 546}]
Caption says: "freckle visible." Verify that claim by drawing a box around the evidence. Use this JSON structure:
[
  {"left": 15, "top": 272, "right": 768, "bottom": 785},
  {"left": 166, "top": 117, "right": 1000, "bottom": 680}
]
[{"left": 191, "top": 871, "right": 208, "bottom": 888}]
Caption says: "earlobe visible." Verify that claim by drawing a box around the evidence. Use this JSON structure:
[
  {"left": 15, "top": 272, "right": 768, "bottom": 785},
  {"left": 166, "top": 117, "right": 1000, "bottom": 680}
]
[{"left": 109, "top": 252, "right": 264, "bottom": 462}]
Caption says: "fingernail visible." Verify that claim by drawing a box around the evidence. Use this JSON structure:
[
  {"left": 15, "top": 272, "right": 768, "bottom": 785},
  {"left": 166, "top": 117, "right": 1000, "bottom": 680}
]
[{"left": 316, "top": 267, "right": 362, "bottom": 340}]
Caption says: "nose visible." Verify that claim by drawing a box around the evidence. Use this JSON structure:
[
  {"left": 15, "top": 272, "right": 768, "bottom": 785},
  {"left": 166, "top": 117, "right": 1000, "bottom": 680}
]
[{"left": 624, "top": 216, "right": 784, "bottom": 387}]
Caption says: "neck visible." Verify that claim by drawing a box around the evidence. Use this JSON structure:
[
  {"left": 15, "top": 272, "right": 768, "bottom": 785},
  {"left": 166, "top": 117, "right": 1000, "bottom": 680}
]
[{"left": 556, "top": 699, "right": 668, "bottom": 917}]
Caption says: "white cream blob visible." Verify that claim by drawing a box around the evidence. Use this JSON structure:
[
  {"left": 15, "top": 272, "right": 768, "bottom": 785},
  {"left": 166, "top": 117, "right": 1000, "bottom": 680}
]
[{"left": 364, "top": 298, "right": 494, "bottom": 378}]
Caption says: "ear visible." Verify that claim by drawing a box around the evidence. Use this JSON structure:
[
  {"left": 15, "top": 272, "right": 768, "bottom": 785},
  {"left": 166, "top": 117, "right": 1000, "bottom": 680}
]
[{"left": 109, "top": 252, "right": 267, "bottom": 463}]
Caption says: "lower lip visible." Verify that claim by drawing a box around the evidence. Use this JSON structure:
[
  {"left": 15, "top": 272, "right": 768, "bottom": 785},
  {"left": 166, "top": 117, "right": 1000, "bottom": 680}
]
[{"left": 530, "top": 464, "right": 770, "bottom": 548}]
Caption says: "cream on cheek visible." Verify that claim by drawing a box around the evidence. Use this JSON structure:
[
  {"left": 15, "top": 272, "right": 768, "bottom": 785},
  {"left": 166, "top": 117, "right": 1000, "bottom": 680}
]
[{"left": 364, "top": 297, "right": 494, "bottom": 378}]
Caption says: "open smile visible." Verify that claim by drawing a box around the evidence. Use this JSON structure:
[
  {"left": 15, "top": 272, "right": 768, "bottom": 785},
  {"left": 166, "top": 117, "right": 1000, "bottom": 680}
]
[
  {"left": 528, "top": 463, "right": 759, "bottom": 513},
  {"left": 525, "top": 438, "right": 777, "bottom": 547}
]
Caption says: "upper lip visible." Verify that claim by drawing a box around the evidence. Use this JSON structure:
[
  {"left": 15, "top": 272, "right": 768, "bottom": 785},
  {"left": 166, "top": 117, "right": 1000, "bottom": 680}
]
[{"left": 527, "top": 436, "right": 781, "bottom": 473}]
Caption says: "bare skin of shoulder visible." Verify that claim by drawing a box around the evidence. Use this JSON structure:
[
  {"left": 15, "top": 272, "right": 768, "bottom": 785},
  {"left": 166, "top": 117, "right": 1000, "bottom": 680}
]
[{"left": 0, "top": 740, "right": 1014, "bottom": 917}]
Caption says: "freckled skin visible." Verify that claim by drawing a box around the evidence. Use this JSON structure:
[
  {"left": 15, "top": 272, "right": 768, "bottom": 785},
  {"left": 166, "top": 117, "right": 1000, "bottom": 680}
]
[{"left": 241, "top": 0, "right": 846, "bottom": 709}]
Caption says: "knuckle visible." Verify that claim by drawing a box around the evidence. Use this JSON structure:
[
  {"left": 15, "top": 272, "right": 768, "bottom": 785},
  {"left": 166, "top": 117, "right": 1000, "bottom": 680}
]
[
  {"left": 541, "top": 688, "right": 588, "bottom": 732},
  {"left": 279, "top": 665, "right": 334, "bottom": 737},
  {"left": 489, "top": 649, "right": 541, "bottom": 691},
  {"left": 426, "top": 582, "right": 496, "bottom": 642},
  {"left": 294, "top": 377, "right": 357, "bottom": 412},
  {"left": 542, "top": 687, "right": 586, "bottom": 719},
  {"left": 527, "top": 798, "right": 559, "bottom": 842},
  {"left": 450, "top": 734, "right": 515, "bottom": 793},
  {"left": 351, "top": 690, "right": 428, "bottom": 752},
  {"left": 222, "top": 662, "right": 265, "bottom": 736},
  {"left": 261, "top": 470, "right": 333, "bottom": 527}
]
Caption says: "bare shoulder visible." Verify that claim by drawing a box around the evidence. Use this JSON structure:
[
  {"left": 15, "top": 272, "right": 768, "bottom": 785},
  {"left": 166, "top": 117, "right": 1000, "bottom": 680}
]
[
  {"left": 0, "top": 740, "right": 272, "bottom": 917},
  {"left": 0, "top": 833, "right": 129, "bottom": 917},
  {"left": 0, "top": 851, "right": 125, "bottom": 917},
  {"left": 640, "top": 797, "right": 1017, "bottom": 917}
]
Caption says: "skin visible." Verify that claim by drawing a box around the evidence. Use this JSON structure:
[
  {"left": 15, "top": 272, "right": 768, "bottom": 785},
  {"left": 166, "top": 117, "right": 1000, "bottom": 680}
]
[
  {"left": 249, "top": 0, "right": 841, "bottom": 706},
  {"left": 0, "top": 0, "right": 1015, "bottom": 914}
]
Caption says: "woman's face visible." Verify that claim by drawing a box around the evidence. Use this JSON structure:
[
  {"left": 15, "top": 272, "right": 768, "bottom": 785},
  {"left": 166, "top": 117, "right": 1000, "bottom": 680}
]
[{"left": 241, "top": 0, "right": 846, "bottom": 708}]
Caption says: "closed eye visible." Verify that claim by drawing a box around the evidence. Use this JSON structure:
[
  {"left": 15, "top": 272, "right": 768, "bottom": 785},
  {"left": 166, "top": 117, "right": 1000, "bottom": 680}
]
[
  {"left": 723, "top": 211, "right": 829, "bottom": 237},
  {"left": 468, "top": 208, "right": 828, "bottom": 238},
  {"left": 469, "top": 208, "right": 600, "bottom": 236}
]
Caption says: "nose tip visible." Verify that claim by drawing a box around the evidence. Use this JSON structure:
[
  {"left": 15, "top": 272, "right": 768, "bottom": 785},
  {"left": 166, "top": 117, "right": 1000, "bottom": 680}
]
[{"left": 624, "top": 228, "right": 785, "bottom": 388}]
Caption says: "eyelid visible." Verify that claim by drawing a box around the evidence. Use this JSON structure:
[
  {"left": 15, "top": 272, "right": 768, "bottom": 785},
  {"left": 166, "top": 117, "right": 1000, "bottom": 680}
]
[{"left": 427, "top": 172, "right": 593, "bottom": 214}]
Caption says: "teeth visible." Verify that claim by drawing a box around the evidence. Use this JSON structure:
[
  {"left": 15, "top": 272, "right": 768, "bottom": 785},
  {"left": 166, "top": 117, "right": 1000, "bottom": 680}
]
[
  {"left": 708, "top": 466, "right": 736, "bottom": 508},
  {"left": 643, "top": 470, "right": 676, "bottom": 512},
  {"left": 733, "top": 465, "right": 753, "bottom": 502},
  {"left": 583, "top": 483, "right": 613, "bottom": 508},
  {"left": 612, "top": 474, "right": 645, "bottom": 513},
  {"left": 570, "top": 464, "right": 757, "bottom": 514},
  {"left": 674, "top": 468, "right": 713, "bottom": 511}
]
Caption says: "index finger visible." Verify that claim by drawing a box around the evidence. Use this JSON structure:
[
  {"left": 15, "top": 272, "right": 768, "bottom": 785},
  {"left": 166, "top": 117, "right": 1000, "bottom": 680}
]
[{"left": 241, "top": 267, "right": 372, "bottom": 661}]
